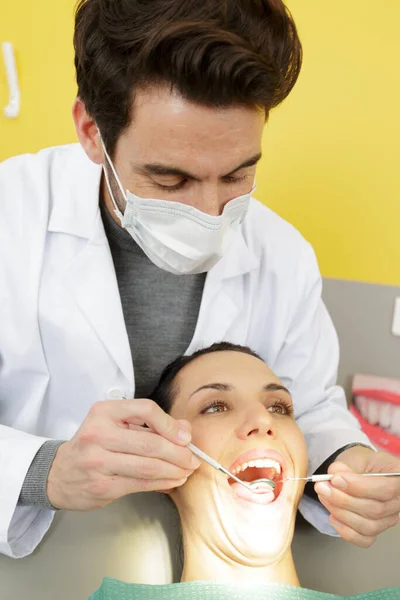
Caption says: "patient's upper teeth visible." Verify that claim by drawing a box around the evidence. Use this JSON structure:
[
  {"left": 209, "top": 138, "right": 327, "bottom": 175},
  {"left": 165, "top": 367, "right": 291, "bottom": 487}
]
[
  {"left": 232, "top": 462, "right": 248, "bottom": 474},
  {"left": 262, "top": 459, "right": 281, "bottom": 474},
  {"left": 232, "top": 457, "right": 281, "bottom": 475}
]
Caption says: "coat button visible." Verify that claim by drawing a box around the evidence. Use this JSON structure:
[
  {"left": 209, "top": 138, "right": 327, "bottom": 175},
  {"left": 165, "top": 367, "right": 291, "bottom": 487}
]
[{"left": 107, "top": 388, "right": 125, "bottom": 400}]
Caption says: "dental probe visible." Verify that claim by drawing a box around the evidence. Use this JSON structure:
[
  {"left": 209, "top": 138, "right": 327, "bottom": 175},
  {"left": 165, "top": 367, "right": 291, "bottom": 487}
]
[
  {"left": 187, "top": 443, "right": 276, "bottom": 492},
  {"left": 277, "top": 472, "right": 400, "bottom": 483}
]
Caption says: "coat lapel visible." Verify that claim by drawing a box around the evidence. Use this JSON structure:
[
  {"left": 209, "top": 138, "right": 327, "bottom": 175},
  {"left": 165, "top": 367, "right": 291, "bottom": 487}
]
[
  {"left": 47, "top": 145, "right": 134, "bottom": 386},
  {"left": 187, "top": 233, "right": 259, "bottom": 352},
  {"left": 58, "top": 222, "right": 134, "bottom": 385}
]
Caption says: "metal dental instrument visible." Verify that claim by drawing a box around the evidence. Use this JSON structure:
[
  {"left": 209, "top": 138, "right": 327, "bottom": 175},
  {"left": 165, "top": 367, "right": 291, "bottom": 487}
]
[
  {"left": 277, "top": 472, "right": 400, "bottom": 483},
  {"left": 187, "top": 443, "right": 276, "bottom": 492}
]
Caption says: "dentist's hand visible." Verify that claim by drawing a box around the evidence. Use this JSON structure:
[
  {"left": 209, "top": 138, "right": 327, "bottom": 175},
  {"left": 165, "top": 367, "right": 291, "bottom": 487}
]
[
  {"left": 315, "top": 446, "right": 400, "bottom": 547},
  {"left": 47, "top": 399, "right": 200, "bottom": 510}
]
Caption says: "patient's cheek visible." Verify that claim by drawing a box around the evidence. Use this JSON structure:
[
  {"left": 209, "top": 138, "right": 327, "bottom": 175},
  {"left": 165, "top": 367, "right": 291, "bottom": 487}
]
[
  {"left": 293, "top": 429, "right": 308, "bottom": 476},
  {"left": 173, "top": 465, "right": 205, "bottom": 506}
]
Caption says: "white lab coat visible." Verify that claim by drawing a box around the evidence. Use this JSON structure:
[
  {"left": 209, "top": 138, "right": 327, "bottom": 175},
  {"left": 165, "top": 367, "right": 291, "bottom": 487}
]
[{"left": 0, "top": 144, "right": 371, "bottom": 559}]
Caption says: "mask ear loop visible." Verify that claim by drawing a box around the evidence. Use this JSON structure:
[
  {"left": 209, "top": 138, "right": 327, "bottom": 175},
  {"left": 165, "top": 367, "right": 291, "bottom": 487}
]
[{"left": 97, "top": 127, "right": 126, "bottom": 224}]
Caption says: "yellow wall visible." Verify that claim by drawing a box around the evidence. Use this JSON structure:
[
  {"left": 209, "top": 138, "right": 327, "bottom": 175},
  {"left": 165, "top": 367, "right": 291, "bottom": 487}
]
[
  {"left": 1, "top": 1, "right": 399, "bottom": 285},
  {"left": 0, "top": 0, "right": 77, "bottom": 160},
  {"left": 258, "top": 0, "right": 400, "bottom": 286}
]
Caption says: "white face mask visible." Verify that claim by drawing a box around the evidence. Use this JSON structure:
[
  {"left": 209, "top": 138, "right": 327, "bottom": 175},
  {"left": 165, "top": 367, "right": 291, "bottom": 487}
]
[{"left": 100, "top": 138, "right": 254, "bottom": 275}]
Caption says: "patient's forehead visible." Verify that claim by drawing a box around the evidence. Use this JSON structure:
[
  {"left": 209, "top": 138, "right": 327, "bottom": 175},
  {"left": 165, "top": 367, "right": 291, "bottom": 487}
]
[{"left": 173, "top": 350, "right": 282, "bottom": 400}]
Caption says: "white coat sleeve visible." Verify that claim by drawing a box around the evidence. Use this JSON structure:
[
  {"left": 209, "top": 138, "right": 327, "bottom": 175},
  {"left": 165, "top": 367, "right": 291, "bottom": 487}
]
[
  {"left": 0, "top": 154, "right": 56, "bottom": 557},
  {"left": 0, "top": 427, "right": 55, "bottom": 558},
  {"left": 274, "top": 241, "right": 374, "bottom": 536}
]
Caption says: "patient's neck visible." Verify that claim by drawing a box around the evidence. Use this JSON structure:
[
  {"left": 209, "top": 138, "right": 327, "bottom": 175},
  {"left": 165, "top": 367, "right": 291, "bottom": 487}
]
[{"left": 179, "top": 522, "right": 300, "bottom": 586}]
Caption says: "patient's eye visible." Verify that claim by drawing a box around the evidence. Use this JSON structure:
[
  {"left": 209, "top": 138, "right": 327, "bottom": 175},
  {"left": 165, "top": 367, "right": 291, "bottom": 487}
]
[
  {"left": 268, "top": 401, "right": 293, "bottom": 416},
  {"left": 201, "top": 400, "right": 229, "bottom": 414}
]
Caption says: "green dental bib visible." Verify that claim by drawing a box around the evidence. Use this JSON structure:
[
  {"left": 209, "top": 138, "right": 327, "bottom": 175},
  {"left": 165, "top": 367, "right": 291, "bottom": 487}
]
[{"left": 89, "top": 579, "right": 400, "bottom": 600}]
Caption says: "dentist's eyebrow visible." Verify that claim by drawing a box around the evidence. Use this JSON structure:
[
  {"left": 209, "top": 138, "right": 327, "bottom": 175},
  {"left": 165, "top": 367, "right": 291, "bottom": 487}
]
[
  {"left": 189, "top": 383, "right": 233, "bottom": 398},
  {"left": 264, "top": 383, "right": 292, "bottom": 397},
  {"left": 132, "top": 153, "right": 262, "bottom": 181}
]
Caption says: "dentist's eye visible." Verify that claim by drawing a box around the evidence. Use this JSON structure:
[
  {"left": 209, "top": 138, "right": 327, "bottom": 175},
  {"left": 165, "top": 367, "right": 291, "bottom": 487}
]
[
  {"left": 154, "top": 179, "right": 187, "bottom": 192},
  {"left": 201, "top": 400, "right": 229, "bottom": 414},
  {"left": 223, "top": 174, "right": 249, "bottom": 184},
  {"left": 268, "top": 401, "right": 293, "bottom": 417}
]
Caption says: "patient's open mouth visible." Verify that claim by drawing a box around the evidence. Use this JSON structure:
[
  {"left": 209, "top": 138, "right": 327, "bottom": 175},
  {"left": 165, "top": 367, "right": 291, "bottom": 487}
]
[{"left": 227, "top": 452, "right": 286, "bottom": 505}]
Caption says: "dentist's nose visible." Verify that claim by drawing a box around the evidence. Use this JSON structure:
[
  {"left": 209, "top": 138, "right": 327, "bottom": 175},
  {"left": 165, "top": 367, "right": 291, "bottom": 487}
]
[
  {"left": 236, "top": 407, "right": 276, "bottom": 440},
  {"left": 196, "top": 183, "right": 223, "bottom": 216}
]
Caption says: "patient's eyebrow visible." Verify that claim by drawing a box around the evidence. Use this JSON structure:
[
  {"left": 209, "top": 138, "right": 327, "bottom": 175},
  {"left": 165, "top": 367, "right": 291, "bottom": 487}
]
[
  {"left": 188, "top": 382, "right": 291, "bottom": 400},
  {"left": 264, "top": 383, "right": 292, "bottom": 397},
  {"left": 189, "top": 383, "right": 233, "bottom": 398}
]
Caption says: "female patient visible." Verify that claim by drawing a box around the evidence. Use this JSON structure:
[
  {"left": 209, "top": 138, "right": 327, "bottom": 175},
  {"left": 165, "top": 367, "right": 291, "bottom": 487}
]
[{"left": 90, "top": 342, "right": 398, "bottom": 599}]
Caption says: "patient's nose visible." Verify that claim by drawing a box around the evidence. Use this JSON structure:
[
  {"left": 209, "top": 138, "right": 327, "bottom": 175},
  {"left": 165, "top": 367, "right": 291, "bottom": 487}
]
[{"left": 235, "top": 407, "right": 276, "bottom": 440}]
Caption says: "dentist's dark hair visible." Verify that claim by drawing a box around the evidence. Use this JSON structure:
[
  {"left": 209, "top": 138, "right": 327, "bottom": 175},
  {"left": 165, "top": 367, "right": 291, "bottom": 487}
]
[
  {"left": 73, "top": 0, "right": 302, "bottom": 156},
  {"left": 150, "top": 342, "right": 263, "bottom": 414}
]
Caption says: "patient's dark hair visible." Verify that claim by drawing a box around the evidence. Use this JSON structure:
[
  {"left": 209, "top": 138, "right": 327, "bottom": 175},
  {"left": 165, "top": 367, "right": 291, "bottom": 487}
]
[
  {"left": 74, "top": 0, "right": 302, "bottom": 156},
  {"left": 150, "top": 342, "right": 263, "bottom": 413}
]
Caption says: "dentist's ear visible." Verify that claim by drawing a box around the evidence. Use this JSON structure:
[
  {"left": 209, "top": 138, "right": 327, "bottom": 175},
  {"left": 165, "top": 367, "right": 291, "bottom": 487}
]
[{"left": 72, "top": 97, "right": 104, "bottom": 165}]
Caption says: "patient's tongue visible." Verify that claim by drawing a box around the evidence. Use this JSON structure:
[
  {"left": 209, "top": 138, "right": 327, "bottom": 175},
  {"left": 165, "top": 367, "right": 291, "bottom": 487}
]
[{"left": 231, "top": 482, "right": 275, "bottom": 505}]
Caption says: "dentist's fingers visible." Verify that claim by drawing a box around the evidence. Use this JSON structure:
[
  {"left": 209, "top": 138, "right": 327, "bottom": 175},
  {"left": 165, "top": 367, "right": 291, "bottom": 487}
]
[
  {"left": 103, "top": 453, "right": 194, "bottom": 481},
  {"left": 95, "top": 425, "right": 200, "bottom": 470},
  {"left": 97, "top": 399, "right": 193, "bottom": 446},
  {"left": 321, "top": 448, "right": 400, "bottom": 547},
  {"left": 327, "top": 467, "right": 400, "bottom": 502},
  {"left": 47, "top": 398, "right": 200, "bottom": 510},
  {"left": 106, "top": 475, "right": 190, "bottom": 499},
  {"left": 315, "top": 481, "right": 400, "bottom": 520},
  {"left": 319, "top": 496, "right": 399, "bottom": 538},
  {"left": 328, "top": 515, "right": 377, "bottom": 548}
]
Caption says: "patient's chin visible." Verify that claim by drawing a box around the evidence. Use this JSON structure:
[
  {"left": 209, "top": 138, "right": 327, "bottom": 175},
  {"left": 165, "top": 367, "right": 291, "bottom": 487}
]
[
  {"left": 216, "top": 479, "right": 299, "bottom": 563},
  {"left": 174, "top": 467, "right": 300, "bottom": 566},
  {"left": 226, "top": 516, "right": 295, "bottom": 566}
]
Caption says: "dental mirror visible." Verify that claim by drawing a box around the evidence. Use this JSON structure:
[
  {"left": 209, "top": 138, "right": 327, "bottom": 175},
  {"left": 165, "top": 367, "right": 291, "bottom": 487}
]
[{"left": 248, "top": 478, "right": 276, "bottom": 490}]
